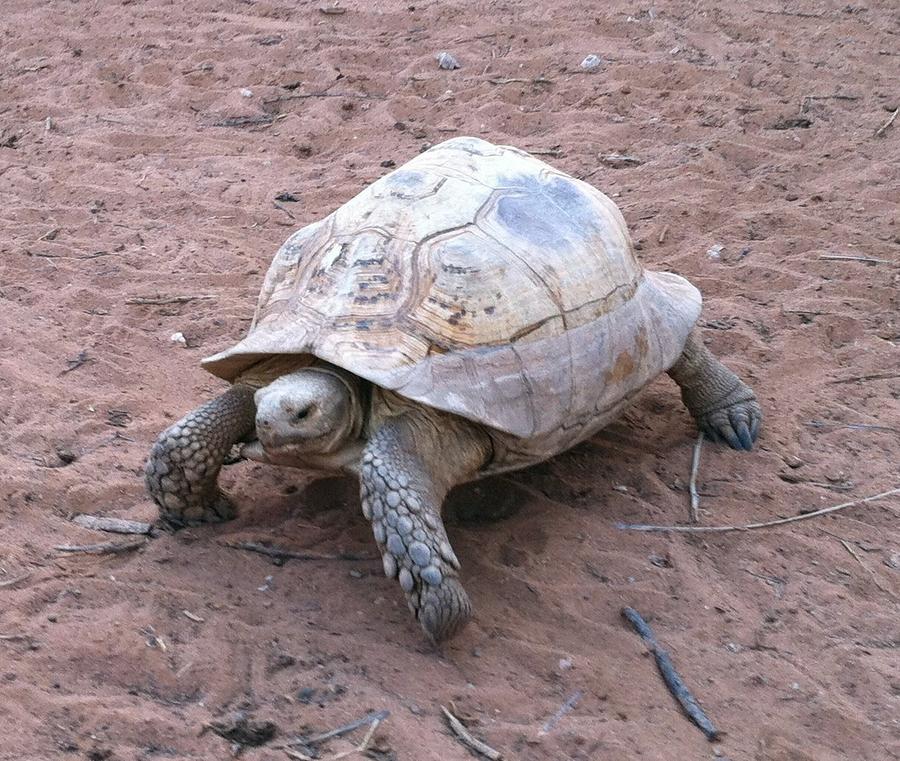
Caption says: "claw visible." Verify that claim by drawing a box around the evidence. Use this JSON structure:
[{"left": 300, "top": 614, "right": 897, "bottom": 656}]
[
  {"left": 749, "top": 414, "right": 761, "bottom": 442},
  {"left": 734, "top": 419, "right": 753, "bottom": 450}
]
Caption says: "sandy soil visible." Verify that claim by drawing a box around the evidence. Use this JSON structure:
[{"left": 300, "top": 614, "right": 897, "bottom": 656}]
[{"left": 2, "top": 1, "right": 899, "bottom": 759}]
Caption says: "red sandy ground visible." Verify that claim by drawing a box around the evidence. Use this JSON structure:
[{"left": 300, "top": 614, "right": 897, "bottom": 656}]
[{"left": 1, "top": 1, "right": 899, "bottom": 759}]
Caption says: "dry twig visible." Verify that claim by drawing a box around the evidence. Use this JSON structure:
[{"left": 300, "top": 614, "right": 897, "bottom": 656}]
[
  {"left": 617, "top": 486, "right": 900, "bottom": 533},
  {"left": 688, "top": 433, "right": 703, "bottom": 524},
  {"left": 264, "top": 91, "right": 385, "bottom": 105},
  {"left": 875, "top": 107, "right": 899, "bottom": 138},
  {"left": 838, "top": 539, "right": 895, "bottom": 598},
  {"left": 441, "top": 706, "right": 501, "bottom": 761},
  {"left": 73, "top": 514, "right": 153, "bottom": 535},
  {"left": 55, "top": 539, "right": 147, "bottom": 554},
  {"left": 125, "top": 294, "right": 215, "bottom": 305},
  {"left": 223, "top": 541, "right": 375, "bottom": 562},
  {"left": 819, "top": 254, "right": 891, "bottom": 264},
  {"left": 0, "top": 573, "right": 31, "bottom": 589},
  {"left": 285, "top": 710, "right": 388, "bottom": 759},
  {"left": 622, "top": 607, "right": 720, "bottom": 741},
  {"left": 539, "top": 690, "right": 582, "bottom": 735}
]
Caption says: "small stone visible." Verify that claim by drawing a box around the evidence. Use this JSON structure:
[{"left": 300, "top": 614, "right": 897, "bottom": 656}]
[
  {"left": 55, "top": 446, "right": 77, "bottom": 465},
  {"left": 349, "top": 569, "right": 363, "bottom": 579},
  {"left": 580, "top": 54, "right": 602, "bottom": 72},
  {"left": 436, "top": 51, "right": 460, "bottom": 70},
  {"left": 408, "top": 541, "right": 431, "bottom": 567},
  {"left": 240, "top": 88, "right": 253, "bottom": 97},
  {"left": 170, "top": 332, "right": 187, "bottom": 346},
  {"left": 707, "top": 243, "right": 725, "bottom": 260},
  {"left": 420, "top": 565, "right": 442, "bottom": 586},
  {"left": 399, "top": 567, "right": 414, "bottom": 592},
  {"left": 558, "top": 657, "right": 573, "bottom": 671}
]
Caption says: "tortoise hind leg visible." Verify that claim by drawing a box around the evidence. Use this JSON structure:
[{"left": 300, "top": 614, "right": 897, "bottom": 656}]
[
  {"left": 360, "top": 412, "right": 491, "bottom": 642},
  {"left": 145, "top": 385, "right": 256, "bottom": 527},
  {"left": 667, "top": 330, "right": 762, "bottom": 451}
]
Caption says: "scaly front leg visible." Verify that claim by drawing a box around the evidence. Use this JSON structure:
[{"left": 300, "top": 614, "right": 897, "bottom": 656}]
[
  {"left": 145, "top": 385, "right": 256, "bottom": 527},
  {"left": 360, "top": 413, "right": 491, "bottom": 642}
]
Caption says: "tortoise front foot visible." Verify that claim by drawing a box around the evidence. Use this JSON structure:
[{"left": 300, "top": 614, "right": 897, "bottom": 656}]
[
  {"left": 668, "top": 330, "right": 762, "bottom": 451},
  {"left": 360, "top": 415, "right": 489, "bottom": 642},
  {"left": 145, "top": 385, "right": 256, "bottom": 526}
]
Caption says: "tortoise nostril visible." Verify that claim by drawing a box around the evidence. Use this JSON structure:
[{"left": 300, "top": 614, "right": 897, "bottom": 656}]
[{"left": 258, "top": 418, "right": 271, "bottom": 429}]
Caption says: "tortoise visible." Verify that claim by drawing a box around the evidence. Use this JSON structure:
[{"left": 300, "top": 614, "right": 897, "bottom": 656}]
[{"left": 145, "top": 136, "right": 761, "bottom": 642}]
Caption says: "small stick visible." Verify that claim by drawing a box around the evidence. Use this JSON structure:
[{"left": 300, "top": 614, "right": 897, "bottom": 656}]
[
  {"left": 55, "top": 539, "right": 147, "bottom": 554},
  {"left": 838, "top": 539, "right": 895, "bottom": 598},
  {"left": 688, "top": 433, "right": 703, "bottom": 524},
  {"left": 60, "top": 350, "right": 92, "bottom": 375},
  {"left": 211, "top": 114, "right": 275, "bottom": 128},
  {"left": 617, "top": 486, "right": 900, "bottom": 533},
  {"left": 753, "top": 8, "right": 825, "bottom": 18},
  {"left": 316, "top": 717, "right": 382, "bottom": 761},
  {"left": 264, "top": 91, "right": 386, "bottom": 104},
  {"left": 441, "top": 706, "right": 502, "bottom": 761},
  {"left": 293, "top": 710, "right": 389, "bottom": 747},
  {"left": 223, "top": 541, "right": 376, "bottom": 562},
  {"left": 73, "top": 515, "right": 153, "bottom": 535},
  {"left": 830, "top": 372, "right": 900, "bottom": 384},
  {"left": 818, "top": 254, "right": 891, "bottom": 264},
  {"left": 31, "top": 251, "right": 111, "bottom": 260},
  {"left": 621, "top": 607, "right": 720, "bottom": 741},
  {"left": 0, "top": 633, "right": 32, "bottom": 641},
  {"left": 806, "top": 420, "right": 899, "bottom": 434},
  {"left": 0, "top": 573, "right": 31, "bottom": 589},
  {"left": 539, "top": 690, "right": 582, "bottom": 735},
  {"left": 875, "top": 107, "right": 898, "bottom": 138},
  {"left": 125, "top": 295, "right": 215, "bottom": 305},
  {"left": 658, "top": 225, "right": 669, "bottom": 244},
  {"left": 487, "top": 76, "right": 553, "bottom": 86}
]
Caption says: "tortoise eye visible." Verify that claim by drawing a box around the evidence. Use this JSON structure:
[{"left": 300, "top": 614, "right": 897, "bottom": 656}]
[{"left": 294, "top": 406, "right": 313, "bottom": 421}]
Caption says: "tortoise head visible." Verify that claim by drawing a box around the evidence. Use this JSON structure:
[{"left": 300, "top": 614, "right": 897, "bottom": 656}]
[{"left": 253, "top": 366, "right": 363, "bottom": 457}]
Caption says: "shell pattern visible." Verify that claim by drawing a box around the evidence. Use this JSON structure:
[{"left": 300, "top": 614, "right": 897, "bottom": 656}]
[{"left": 203, "top": 137, "right": 701, "bottom": 454}]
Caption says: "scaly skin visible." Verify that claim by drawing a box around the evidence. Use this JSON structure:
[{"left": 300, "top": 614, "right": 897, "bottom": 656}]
[
  {"left": 145, "top": 385, "right": 256, "bottom": 526},
  {"left": 667, "top": 330, "right": 762, "bottom": 450},
  {"left": 360, "top": 412, "right": 491, "bottom": 642}
]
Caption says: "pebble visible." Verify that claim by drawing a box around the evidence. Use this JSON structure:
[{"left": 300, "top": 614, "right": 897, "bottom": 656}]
[
  {"left": 707, "top": 243, "right": 725, "bottom": 260},
  {"left": 436, "top": 51, "right": 460, "bottom": 70},
  {"left": 580, "top": 54, "right": 602, "bottom": 72}
]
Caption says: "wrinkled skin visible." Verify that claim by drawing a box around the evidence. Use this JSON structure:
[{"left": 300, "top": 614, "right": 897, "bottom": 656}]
[{"left": 146, "top": 331, "right": 761, "bottom": 641}]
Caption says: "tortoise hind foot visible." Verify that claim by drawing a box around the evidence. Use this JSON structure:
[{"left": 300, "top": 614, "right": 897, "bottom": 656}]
[
  {"left": 145, "top": 385, "right": 256, "bottom": 527},
  {"left": 668, "top": 330, "right": 762, "bottom": 451},
  {"left": 693, "top": 384, "right": 762, "bottom": 451}
]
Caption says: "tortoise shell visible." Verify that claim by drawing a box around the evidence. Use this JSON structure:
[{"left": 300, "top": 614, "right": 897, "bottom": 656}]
[{"left": 203, "top": 137, "right": 701, "bottom": 439}]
